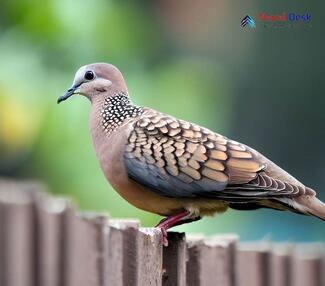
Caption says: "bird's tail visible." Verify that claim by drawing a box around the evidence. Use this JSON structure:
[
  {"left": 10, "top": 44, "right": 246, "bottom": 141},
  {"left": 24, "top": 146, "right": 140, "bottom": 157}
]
[{"left": 294, "top": 195, "right": 325, "bottom": 221}]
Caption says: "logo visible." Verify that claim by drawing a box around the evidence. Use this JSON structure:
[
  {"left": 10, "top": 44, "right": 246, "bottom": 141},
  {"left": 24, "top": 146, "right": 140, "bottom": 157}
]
[
  {"left": 241, "top": 15, "right": 256, "bottom": 28},
  {"left": 241, "top": 12, "right": 312, "bottom": 29},
  {"left": 259, "top": 12, "right": 311, "bottom": 22}
]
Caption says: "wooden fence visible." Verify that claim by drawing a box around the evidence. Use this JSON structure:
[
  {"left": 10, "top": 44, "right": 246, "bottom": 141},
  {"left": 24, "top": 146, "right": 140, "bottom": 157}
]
[{"left": 0, "top": 179, "right": 324, "bottom": 286}]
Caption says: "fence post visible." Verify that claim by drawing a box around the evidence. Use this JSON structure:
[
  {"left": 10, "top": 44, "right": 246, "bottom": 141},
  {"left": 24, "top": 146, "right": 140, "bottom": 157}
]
[
  {"left": 107, "top": 219, "right": 163, "bottom": 286},
  {"left": 138, "top": 228, "right": 163, "bottom": 286},
  {"left": 62, "top": 208, "right": 109, "bottom": 286},
  {"left": 320, "top": 252, "right": 325, "bottom": 285},
  {"left": 109, "top": 219, "right": 140, "bottom": 285},
  {"left": 290, "top": 244, "right": 324, "bottom": 286},
  {"left": 269, "top": 244, "right": 292, "bottom": 286},
  {"left": 104, "top": 222, "right": 124, "bottom": 286},
  {"left": 235, "top": 242, "right": 271, "bottom": 286},
  {"left": 36, "top": 195, "right": 69, "bottom": 286},
  {"left": 186, "top": 235, "right": 238, "bottom": 286},
  {"left": 0, "top": 182, "right": 36, "bottom": 286},
  {"left": 209, "top": 234, "right": 238, "bottom": 286},
  {"left": 162, "top": 232, "right": 187, "bottom": 286}
]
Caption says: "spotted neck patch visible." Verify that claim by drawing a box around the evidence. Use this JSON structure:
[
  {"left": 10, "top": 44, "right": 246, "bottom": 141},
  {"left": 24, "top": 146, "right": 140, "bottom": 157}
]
[{"left": 100, "top": 92, "right": 144, "bottom": 134}]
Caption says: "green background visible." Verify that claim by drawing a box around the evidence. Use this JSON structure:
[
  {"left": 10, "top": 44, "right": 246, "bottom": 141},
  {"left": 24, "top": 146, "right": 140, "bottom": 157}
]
[{"left": 0, "top": 0, "right": 324, "bottom": 241}]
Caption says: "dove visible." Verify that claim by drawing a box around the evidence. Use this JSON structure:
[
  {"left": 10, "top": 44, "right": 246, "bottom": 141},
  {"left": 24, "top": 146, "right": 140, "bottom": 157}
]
[{"left": 58, "top": 63, "right": 325, "bottom": 245}]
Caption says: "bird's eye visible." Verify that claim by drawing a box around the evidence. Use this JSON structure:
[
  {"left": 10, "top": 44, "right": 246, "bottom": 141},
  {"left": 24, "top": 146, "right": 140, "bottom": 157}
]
[{"left": 84, "top": 71, "right": 95, "bottom": 81}]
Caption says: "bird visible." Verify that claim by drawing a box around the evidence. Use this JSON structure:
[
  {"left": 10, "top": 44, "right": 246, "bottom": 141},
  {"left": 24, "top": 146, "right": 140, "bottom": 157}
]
[{"left": 58, "top": 63, "right": 325, "bottom": 246}]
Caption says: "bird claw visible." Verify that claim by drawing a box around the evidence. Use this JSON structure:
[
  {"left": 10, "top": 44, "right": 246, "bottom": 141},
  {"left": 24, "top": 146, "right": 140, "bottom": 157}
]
[
  {"left": 155, "top": 211, "right": 195, "bottom": 247},
  {"left": 157, "top": 226, "right": 169, "bottom": 247}
]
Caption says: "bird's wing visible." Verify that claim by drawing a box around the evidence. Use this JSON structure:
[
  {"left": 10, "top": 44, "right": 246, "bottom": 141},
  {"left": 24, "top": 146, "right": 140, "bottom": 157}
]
[{"left": 123, "top": 112, "right": 306, "bottom": 199}]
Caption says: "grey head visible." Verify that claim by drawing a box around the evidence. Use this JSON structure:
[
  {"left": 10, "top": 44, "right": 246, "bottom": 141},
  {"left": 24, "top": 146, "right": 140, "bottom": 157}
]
[{"left": 57, "top": 63, "right": 128, "bottom": 104}]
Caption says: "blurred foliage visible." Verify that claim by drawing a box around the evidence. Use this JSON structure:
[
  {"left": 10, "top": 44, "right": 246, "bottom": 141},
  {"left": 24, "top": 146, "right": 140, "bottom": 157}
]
[{"left": 0, "top": 0, "right": 324, "bottom": 240}]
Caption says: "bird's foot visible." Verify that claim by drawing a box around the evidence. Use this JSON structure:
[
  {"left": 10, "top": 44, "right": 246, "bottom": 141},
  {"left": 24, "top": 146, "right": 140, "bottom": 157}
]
[
  {"left": 155, "top": 211, "right": 201, "bottom": 247},
  {"left": 159, "top": 227, "right": 169, "bottom": 247}
]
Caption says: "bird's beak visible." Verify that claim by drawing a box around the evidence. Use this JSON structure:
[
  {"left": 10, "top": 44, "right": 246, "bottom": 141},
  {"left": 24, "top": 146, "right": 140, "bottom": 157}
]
[{"left": 57, "top": 84, "right": 79, "bottom": 104}]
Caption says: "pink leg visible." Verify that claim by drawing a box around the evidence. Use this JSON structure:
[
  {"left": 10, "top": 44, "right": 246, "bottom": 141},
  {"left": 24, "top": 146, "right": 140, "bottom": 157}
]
[{"left": 155, "top": 211, "right": 201, "bottom": 246}]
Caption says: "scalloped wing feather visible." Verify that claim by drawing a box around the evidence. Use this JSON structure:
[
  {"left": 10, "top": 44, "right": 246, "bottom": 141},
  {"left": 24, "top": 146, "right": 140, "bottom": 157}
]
[{"left": 124, "top": 111, "right": 309, "bottom": 200}]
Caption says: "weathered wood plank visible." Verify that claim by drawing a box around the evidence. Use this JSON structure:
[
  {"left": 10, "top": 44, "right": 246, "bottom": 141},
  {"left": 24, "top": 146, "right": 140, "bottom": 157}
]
[
  {"left": 62, "top": 208, "right": 109, "bottom": 286},
  {"left": 104, "top": 223, "right": 124, "bottom": 286},
  {"left": 108, "top": 220, "right": 162, "bottom": 285},
  {"left": 186, "top": 234, "right": 238, "bottom": 286},
  {"left": 0, "top": 186, "right": 5, "bottom": 285},
  {"left": 108, "top": 219, "right": 140, "bottom": 285},
  {"left": 290, "top": 244, "right": 323, "bottom": 286},
  {"left": 320, "top": 252, "right": 325, "bottom": 285},
  {"left": 236, "top": 242, "right": 270, "bottom": 286},
  {"left": 291, "top": 256, "right": 321, "bottom": 286},
  {"left": 209, "top": 234, "right": 238, "bottom": 286},
  {"left": 269, "top": 244, "right": 292, "bottom": 286},
  {"left": 162, "top": 232, "right": 187, "bottom": 286},
  {"left": 0, "top": 183, "right": 36, "bottom": 286},
  {"left": 36, "top": 195, "right": 68, "bottom": 286},
  {"left": 138, "top": 228, "right": 163, "bottom": 286},
  {"left": 186, "top": 236, "right": 204, "bottom": 286}
]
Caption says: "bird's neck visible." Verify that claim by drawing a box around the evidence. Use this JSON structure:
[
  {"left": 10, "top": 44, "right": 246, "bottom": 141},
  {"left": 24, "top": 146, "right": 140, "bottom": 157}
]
[{"left": 92, "top": 92, "right": 144, "bottom": 136}]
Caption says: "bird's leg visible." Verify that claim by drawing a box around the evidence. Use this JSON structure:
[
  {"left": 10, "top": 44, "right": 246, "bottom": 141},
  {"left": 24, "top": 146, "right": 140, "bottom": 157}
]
[{"left": 155, "top": 211, "right": 201, "bottom": 246}]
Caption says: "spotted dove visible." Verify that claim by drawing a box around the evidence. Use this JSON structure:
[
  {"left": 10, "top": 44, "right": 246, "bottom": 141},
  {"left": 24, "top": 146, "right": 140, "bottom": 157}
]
[{"left": 58, "top": 63, "right": 325, "bottom": 245}]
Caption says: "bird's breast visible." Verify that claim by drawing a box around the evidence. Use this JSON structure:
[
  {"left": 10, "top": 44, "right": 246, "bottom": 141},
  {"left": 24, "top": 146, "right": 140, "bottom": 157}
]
[{"left": 90, "top": 124, "right": 181, "bottom": 215}]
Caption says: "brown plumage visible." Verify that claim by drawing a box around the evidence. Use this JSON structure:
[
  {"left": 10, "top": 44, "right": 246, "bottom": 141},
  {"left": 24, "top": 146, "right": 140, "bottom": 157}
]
[{"left": 58, "top": 63, "right": 325, "bottom": 245}]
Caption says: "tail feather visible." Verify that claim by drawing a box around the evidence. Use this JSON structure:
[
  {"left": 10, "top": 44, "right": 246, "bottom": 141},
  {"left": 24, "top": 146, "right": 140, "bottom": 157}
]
[{"left": 293, "top": 195, "right": 325, "bottom": 221}]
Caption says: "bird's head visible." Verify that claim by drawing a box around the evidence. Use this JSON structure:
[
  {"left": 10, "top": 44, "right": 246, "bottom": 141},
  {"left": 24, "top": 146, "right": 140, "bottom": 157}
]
[{"left": 57, "top": 63, "right": 128, "bottom": 104}]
